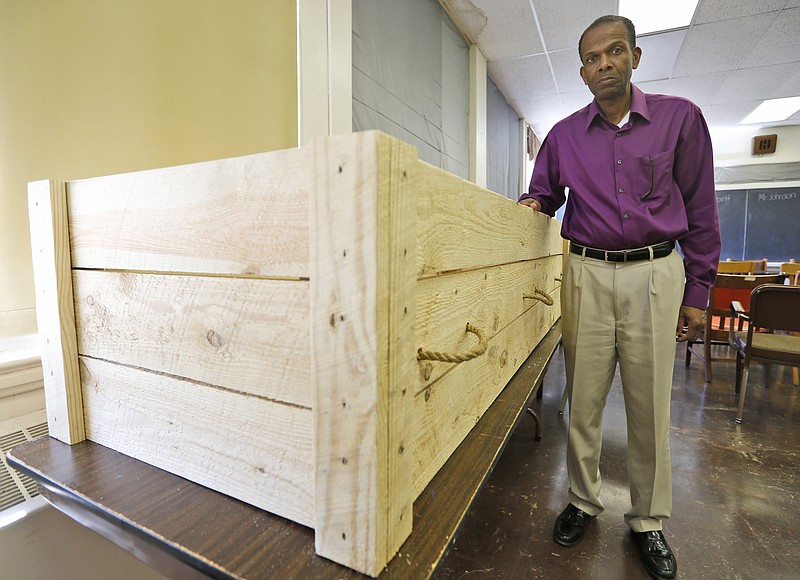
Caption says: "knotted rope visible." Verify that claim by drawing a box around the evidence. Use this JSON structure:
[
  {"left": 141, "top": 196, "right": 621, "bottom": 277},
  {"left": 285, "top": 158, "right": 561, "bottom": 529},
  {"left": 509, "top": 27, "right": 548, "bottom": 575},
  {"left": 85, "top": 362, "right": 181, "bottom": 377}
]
[
  {"left": 417, "top": 323, "right": 487, "bottom": 363},
  {"left": 523, "top": 288, "right": 554, "bottom": 306}
]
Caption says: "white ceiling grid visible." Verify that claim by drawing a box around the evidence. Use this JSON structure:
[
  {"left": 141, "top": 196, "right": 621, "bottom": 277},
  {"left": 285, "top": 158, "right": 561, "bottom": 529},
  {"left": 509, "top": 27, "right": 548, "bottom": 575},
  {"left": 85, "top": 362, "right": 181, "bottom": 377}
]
[{"left": 441, "top": 0, "right": 800, "bottom": 137}]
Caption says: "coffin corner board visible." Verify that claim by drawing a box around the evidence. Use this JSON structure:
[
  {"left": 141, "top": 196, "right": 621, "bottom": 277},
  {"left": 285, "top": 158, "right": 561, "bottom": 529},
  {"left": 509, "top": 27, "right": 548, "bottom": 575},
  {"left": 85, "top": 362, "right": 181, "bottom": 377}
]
[{"left": 28, "top": 130, "right": 562, "bottom": 576}]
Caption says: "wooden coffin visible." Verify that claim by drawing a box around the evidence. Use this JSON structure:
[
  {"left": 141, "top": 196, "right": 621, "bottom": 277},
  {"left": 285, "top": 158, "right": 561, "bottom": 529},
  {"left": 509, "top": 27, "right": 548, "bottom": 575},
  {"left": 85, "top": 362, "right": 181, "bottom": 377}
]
[{"left": 28, "top": 131, "right": 562, "bottom": 576}]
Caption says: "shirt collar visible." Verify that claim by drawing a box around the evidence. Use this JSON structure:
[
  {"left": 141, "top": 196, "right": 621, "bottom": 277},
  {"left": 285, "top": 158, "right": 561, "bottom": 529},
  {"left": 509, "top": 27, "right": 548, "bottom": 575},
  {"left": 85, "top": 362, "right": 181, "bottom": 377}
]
[{"left": 585, "top": 83, "right": 651, "bottom": 131}]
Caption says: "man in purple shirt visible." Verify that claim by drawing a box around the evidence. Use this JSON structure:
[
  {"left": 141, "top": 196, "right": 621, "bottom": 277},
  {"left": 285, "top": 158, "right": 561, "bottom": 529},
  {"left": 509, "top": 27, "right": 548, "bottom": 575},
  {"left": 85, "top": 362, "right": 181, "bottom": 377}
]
[{"left": 519, "top": 15, "right": 720, "bottom": 580}]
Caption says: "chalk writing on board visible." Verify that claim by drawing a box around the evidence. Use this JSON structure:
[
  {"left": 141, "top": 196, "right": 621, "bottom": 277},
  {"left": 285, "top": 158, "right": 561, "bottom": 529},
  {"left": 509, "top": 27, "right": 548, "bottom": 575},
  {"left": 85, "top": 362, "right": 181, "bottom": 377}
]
[
  {"left": 757, "top": 191, "right": 797, "bottom": 202},
  {"left": 716, "top": 193, "right": 730, "bottom": 203}
]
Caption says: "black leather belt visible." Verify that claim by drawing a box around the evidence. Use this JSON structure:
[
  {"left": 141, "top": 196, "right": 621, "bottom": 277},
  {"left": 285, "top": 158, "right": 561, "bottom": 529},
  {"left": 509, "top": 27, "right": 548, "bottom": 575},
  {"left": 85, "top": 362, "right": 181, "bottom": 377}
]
[{"left": 569, "top": 241, "right": 675, "bottom": 262}]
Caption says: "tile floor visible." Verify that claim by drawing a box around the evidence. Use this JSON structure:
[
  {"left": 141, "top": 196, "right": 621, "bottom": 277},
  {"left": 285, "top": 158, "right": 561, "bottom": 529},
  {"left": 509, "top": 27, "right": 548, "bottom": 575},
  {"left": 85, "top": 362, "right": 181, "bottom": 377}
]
[{"left": 436, "top": 344, "right": 800, "bottom": 579}]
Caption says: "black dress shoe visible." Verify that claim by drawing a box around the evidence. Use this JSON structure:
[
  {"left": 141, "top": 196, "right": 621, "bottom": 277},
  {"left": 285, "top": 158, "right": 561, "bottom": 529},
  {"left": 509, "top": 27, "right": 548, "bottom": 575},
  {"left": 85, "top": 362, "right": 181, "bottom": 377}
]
[
  {"left": 632, "top": 530, "right": 677, "bottom": 579},
  {"left": 553, "top": 504, "right": 594, "bottom": 547}
]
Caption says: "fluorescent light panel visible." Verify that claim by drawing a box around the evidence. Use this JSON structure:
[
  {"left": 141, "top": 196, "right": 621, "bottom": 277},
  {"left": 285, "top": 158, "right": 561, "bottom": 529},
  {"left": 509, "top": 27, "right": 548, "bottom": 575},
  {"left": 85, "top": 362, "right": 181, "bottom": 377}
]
[
  {"left": 740, "top": 96, "right": 800, "bottom": 124},
  {"left": 618, "top": 0, "right": 700, "bottom": 35}
]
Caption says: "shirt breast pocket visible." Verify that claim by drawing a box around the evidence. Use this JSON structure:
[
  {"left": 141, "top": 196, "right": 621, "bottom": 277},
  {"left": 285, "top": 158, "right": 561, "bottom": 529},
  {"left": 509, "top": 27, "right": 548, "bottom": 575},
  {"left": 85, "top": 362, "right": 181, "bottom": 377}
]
[{"left": 637, "top": 150, "right": 674, "bottom": 203}]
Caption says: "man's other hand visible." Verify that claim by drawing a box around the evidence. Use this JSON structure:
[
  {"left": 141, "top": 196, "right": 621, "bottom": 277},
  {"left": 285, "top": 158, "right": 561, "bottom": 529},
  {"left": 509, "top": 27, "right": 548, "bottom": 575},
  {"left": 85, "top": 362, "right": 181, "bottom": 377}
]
[{"left": 676, "top": 305, "right": 705, "bottom": 343}]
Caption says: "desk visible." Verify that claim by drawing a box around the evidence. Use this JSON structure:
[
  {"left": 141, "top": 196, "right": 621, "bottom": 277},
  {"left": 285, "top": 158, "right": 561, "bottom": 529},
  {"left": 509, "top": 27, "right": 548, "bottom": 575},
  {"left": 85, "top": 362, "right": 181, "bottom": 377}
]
[{"left": 8, "top": 323, "right": 561, "bottom": 579}]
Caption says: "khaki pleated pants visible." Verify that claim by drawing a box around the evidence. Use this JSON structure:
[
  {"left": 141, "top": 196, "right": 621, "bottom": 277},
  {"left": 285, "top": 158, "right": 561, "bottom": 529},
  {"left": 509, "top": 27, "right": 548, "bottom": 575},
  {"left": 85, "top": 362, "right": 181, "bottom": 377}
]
[{"left": 561, "top": 248, "right": 684, "bottom": 533}]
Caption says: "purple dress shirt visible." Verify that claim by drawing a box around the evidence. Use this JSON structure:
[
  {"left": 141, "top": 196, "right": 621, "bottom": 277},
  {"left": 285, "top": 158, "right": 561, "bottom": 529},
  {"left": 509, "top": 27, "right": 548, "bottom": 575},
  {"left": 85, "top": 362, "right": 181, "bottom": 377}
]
[{"left": 520, "top": 84, "right": 721, "bottom": 310}]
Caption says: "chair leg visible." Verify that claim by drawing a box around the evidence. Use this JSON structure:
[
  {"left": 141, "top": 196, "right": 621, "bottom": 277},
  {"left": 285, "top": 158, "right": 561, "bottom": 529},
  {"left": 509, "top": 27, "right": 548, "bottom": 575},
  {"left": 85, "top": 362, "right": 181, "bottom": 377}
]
[
  {"left": 525, "top": 407, "right": 542, "bottom": 441},
  {"left": 793, "top": 367, "right": 799, "bottom": 387},
  {"left": 685, "top": 341, "right": 692, "bottom": 366},
  {"left": 704, "top": 334, "right": 712, "bottom": 383},
  {"left": 735, "top": 363, "right": 751, "bottom": 424},
  {"left": 734, "top": 354, "right": 742, "bottom": 395},
  {"left": 558, "top": 384, "right": 569, "bottom": 416}
]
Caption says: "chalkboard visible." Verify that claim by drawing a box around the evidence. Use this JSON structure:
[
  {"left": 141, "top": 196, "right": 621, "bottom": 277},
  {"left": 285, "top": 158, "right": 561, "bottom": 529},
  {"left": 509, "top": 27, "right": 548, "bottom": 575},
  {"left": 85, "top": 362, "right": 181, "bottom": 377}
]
[
  {"left": 745, "top": 187, "right": 800, "bottom": 262},
  {"left": 716, "top": 189, "right": 746, "bottom": 261}
]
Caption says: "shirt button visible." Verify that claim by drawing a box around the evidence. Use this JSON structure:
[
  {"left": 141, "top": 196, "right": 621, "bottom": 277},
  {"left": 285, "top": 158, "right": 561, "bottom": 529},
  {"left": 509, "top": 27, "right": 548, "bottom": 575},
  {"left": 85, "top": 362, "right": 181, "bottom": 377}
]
[
  {"left": 618, "top": 188, "right": 624, "bottom": 193},
  {"left": 616, "top": 132, "right": 622, "bottom": 137},
  {"left": 623, "top": 213, "right": 630, "bottom": 219},
  {"left": 617, "top": 159, "right": 623, "bottom": 164}
]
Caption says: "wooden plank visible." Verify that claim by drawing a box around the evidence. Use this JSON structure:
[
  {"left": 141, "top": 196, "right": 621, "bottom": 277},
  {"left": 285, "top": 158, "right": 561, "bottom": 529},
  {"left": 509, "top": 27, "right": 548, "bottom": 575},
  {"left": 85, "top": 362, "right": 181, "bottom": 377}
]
[
  {"left": 80, "top": 356, "right": 314, "bottom": 527},
  {"left": 415, "top": 256, "right": 562, "bottom": 390},
  {"left": 67, "top": 147, "right": 311, "bottom": 277},
  {"left": 413, "top": 286, "right": 562, "bottom": 497},
  {"left": 28, "top": 180, "right": 85, "bottom": 444},
  {"left": 416, "top": 160, "right": 562, "bottom": 278},
  {"left": 385, "top": 322, "right": 562, "bottom": 579},
  {"left": 6, "top": 323, "right": 560, "bottom": 579},
  {"left": 311, "top": 131, "right": 416, "bottom": 576},
  {"left": 73, "top": 270, "right": 311, "bottom": 408}
]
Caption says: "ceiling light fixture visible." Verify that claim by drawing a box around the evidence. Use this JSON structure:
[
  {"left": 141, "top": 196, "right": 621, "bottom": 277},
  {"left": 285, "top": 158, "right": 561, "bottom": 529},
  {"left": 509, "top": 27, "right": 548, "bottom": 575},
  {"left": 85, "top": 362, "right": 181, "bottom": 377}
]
[
  {"left": 740, "top": 96, "right": 800, "bottom": 125},
  {"left": 618, "top": 0, "right": 700, "bottom": 35}
]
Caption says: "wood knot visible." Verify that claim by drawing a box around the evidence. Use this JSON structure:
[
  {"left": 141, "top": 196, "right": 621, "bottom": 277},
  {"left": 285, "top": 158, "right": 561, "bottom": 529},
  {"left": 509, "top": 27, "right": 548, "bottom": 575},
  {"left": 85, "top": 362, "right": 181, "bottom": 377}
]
[{"left": 206, "top": 329, "right": 223, "bottom": 348}]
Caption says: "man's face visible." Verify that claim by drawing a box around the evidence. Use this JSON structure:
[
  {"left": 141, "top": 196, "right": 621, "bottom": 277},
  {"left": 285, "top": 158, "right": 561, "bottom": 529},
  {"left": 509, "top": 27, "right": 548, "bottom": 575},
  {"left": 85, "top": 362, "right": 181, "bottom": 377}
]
[{"left": 579, "top": 22, "right": 641, "bottom": 102}]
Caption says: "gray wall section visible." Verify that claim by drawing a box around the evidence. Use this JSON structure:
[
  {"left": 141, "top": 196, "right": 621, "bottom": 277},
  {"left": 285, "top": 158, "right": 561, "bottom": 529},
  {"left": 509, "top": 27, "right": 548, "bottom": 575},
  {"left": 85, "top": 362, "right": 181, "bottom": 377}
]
[
  {"left": 352, "top": 0, "right": 469, "bottom": 180},
  {"left": 487, "top": 77, "right": 521, "bottom": 200}
]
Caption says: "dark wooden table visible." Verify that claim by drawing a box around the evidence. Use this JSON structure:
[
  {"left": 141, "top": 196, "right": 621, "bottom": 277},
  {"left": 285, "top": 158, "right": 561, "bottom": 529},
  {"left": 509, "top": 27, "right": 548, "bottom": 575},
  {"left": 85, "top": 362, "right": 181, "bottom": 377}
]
[{"left": 7, "top": 322, "right": 561, "bottom": 579}]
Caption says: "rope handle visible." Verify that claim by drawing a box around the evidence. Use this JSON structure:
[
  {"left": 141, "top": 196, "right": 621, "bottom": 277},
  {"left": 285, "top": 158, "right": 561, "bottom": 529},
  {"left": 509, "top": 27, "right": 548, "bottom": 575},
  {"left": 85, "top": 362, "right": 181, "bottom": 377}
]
[
  {"left": 417, "top": 323, "right": 487, "bottom": 363},
  {"left": 523, "top": 288, "right": 554, "bottom": 306}
]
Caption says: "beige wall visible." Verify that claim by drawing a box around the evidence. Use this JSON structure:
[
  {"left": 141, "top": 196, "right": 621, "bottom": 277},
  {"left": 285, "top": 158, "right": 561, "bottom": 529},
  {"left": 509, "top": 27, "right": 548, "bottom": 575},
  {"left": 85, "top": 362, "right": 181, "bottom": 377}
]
[
  {"left": 712, "top": 125, "right": 800, "bottom": 168},
  {"left": 0, "top": 0, "right": 298, "bottom": 338}
]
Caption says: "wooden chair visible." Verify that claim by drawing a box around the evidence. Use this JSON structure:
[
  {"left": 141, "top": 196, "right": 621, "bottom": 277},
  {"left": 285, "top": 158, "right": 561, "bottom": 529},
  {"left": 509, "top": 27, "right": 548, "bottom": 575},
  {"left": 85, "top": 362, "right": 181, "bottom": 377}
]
[
  {"left": 729, "top": 284, "right": 800, "bottom": 423},
  {"left": 686, "top": 273, "right": 785, "bottom": 382},
  {"left": 784, "top": 266, "right": 800, "bottom": 385},
  {"left": 717, "top": 260, "right": 756, "bottom": 274},
  {"left": 780, "top": 262, "right": 800, "bottom": 279}
]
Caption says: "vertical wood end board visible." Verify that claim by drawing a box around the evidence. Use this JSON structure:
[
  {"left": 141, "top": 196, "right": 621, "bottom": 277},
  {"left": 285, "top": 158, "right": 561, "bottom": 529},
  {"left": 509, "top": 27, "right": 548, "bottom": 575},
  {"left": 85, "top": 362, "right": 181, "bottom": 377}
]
[
  {"left": 311, "top": 131, "right": 417, "bottom": 576},
  {"left": 27, "top": 180, "right": 84, "bottom": 444}
]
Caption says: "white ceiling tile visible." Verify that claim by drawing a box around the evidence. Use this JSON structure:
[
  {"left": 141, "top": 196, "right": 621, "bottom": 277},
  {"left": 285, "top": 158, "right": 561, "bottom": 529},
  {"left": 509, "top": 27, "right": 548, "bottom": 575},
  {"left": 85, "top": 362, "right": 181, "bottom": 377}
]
[
  {"left": 547, "top": 49, "right": 585, "bottom": 93},
  {"left": 712, "top": 63, "right": 800, "bottom": 104},
  {"left": 635, "top": 80, "right": 674, "bottom": 94},
  {"left": 771, "top": 66, "right": 800, "bottom": 98},
  {"left": 666, "top": 73, "right": 731, "bottom": 105},
  {"left": 672, "top": 13, "right": 777, "bottom": 77},
  {"left": 467, "top": 0, "right": 543, "bottom": 61},
  {"left": 740, "top": 7, "right": 800, "bottom": 68},
  {"left": 634, "top": 29, "right": 687, "bottom": 82},
  {"left": 512, "top": 95, "right": 561, "bottom": 121},
  {"left": 532, "top": 0, "right": 616, "bottom": 52},
  {"left": 559, "top": 91, "right": 594, "bottom": 111},
  {"left": 488, "top": 55, "right": 557, "bottom": 101},
  {"left": 443, "top": 0, "right": 800, "bottom": 132},
  {"left": 512, "top": 94, "right": 583, "bottom": 137},
  {"left": 692, "top": 0, "right": 787, "bottom": 24},
  {"left": 700, "top": 100, "right": 764, "bottom": 128}
]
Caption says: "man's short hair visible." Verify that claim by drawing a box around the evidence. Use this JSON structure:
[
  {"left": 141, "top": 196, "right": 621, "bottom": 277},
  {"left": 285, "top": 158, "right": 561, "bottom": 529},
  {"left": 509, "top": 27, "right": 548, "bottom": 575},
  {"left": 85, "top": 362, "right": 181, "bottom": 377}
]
[{"left": 578, "top": 15, "right": 636, "bottom": 61}]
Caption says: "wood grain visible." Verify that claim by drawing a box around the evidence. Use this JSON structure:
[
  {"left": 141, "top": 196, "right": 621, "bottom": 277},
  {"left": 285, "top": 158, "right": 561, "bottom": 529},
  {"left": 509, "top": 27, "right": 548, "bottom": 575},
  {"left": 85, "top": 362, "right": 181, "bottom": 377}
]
[
  {"left": 80, "top": 356, "right": 314, "bottom": 527},
  {"left": 310, "top": 131, "right": 417, "bottom": 576},
  {"left": 28, "top": 180, "right": 85, "bottom": 444},
  {"left": 415, "top": 255, "right": 562, "bottom": 390},
  {"left": 416, "top": 160, "right": 563, "bottom": 278},
  {"left": 67, "top": 147, "right": 311, "bottom": 278},
  {"left": 5, "top": 322, "right": 561, "bottom": 580},
  {"left": 73, "top": 269, "right": 311, "bottom": 407},
  {"left": 413, "top": 285, "right": 562, "bottom": 496}
]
